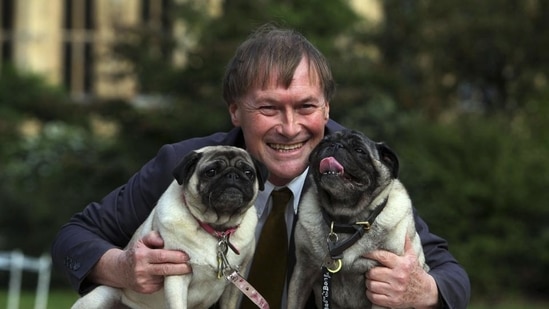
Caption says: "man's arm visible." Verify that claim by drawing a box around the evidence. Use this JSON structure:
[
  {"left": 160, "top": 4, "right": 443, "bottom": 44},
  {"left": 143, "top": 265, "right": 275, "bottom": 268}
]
[
  {"left": 50, "top": 143, "right": 188, "bottom": 294},
  {"left": 87, "top": 232, "right": 191, "bottom": 294},
  {"left": 365, "top": 210, "right": 470, "bottom": 309},
  {"left": 416, "top": 211, "right": 470, "bottom": 309}
]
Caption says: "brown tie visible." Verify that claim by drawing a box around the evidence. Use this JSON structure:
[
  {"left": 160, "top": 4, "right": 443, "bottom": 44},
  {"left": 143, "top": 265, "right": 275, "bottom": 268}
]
[{"left": 241, "top": 187, "right": 292, "bottom": 309}]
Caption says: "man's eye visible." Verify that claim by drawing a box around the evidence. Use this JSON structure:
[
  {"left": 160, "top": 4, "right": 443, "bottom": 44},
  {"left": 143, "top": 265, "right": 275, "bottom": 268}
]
[
  {"left": 298, "top": 104, "right": 319, "bottom": 115},
  {"left": 258, "top": 106, "right": 278, "bottom": 116}
]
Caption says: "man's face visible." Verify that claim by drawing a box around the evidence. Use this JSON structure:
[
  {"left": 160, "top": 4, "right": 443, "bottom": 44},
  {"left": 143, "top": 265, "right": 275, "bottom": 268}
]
[{"left": 229, "top": 58, "right": 330, "bottom": 186}]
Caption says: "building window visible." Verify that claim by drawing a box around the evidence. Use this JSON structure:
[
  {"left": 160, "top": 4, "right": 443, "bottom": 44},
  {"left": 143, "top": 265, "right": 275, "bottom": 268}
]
[
  {"left": 140, "top": 0, "right": 173, "bottom": 57},
  {"left": 62, "top": 0, "right": 94, "bottom": 98},
  {"left": 140, "top": 0, "right": 171, "bottom": 29},
  {"left": 0, "top": 0, "right": 14, "bottom": 66}
]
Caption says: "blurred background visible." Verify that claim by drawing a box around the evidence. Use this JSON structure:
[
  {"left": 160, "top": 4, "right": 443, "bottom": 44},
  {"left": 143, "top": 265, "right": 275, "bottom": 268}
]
[{"left": 1, "top": 0, "right": 548, "bottom": 308}]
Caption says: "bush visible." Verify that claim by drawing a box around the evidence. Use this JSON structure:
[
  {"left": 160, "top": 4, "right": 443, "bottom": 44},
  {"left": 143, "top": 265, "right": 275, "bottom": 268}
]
[
  {"left": 342, "top": 91, "right": 549, "bottom": 299},
  {"left": 377, "top": 107, "right": 547, "bottom": 298}
]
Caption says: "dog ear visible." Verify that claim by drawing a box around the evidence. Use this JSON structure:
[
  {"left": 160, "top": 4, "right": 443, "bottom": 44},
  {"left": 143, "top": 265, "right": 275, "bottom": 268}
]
[
  {"left": 173, "top": 150, "right": 203, "bottom": 185},
  {"left": 376, "top": 142, "right": 400, "bottom": 179},
  {"left": 251, "top": 156, "right": 269, "bottom": 191}
]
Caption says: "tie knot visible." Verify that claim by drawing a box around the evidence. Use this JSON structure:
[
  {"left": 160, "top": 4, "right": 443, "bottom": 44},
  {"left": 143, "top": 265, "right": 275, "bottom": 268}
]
[{"left": 271, "top": 187, "right": 293, "bottom": 208}]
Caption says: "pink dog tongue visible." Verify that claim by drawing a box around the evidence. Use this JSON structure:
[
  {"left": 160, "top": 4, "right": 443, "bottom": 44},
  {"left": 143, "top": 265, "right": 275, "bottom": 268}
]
[{"left": 319, "top": 157, "right": 344, "bottom": 174}]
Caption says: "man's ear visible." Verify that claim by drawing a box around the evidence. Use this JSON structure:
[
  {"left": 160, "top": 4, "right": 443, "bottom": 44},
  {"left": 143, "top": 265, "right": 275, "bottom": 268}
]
[
  {"left": 376, "top": 142, "right": 400, "bottom": 179},
  {"left": 172, "top": 151, "right": 203, "bottom": 185},
  {"left": 323, "top": 102, "right": 330, "bottom": 120},
  {"left": 229, "top": 103, "right": 241, "bottom": 126},
  {"left": 252, "top": 157, "right": 269, "bottom": 191}
]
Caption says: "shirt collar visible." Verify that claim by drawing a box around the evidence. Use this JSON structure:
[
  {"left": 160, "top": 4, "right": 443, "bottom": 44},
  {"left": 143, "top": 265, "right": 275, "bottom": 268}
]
[{"left": 255, "top": 167, "right": 309, "bottom": 218}]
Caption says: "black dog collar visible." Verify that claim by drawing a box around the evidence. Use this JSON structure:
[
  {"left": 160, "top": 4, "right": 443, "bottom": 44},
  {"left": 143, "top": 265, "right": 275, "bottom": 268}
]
[{"left": 322, "top": 197, "right": 388, "bottom": 259}]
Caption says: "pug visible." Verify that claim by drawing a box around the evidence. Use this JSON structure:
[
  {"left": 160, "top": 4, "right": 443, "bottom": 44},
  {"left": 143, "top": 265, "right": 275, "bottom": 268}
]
[
  {"left": 288, "top": 130, "right": 428, "bottom": 309},
  {"left": 72, "top": 145, "right": 268, "bottom": 309}
]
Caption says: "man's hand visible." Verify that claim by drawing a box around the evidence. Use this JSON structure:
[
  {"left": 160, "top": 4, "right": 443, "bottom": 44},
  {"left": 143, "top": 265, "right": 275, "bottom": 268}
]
[
  {"left": 89, "top": 231, "right": 192, "bottom": 294},
  {"left": 363, "top": 236, "right": 439, "bottom": 309}
]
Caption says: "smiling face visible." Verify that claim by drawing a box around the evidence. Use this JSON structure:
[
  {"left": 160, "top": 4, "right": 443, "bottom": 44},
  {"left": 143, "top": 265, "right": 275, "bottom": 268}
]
[{"left": 229, "top": 58, "right": 330, "bottom": 186}]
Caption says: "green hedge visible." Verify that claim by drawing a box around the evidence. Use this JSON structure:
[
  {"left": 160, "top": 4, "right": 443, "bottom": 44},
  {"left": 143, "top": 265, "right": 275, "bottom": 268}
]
[{"left": 343, "top": 95, "right": 549, "bottom": 299}]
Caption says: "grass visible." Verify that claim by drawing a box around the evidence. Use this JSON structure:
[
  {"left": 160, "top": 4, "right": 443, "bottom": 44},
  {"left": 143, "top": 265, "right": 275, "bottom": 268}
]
[
  {"left": 0, "top": 289, "right": 78, "bottom": 309},
  {"left": 470, "top": 302, "right": 548, "bottom": 309},
  {"left": 1, "top": 289, "right": 548, "bottom": 308}
]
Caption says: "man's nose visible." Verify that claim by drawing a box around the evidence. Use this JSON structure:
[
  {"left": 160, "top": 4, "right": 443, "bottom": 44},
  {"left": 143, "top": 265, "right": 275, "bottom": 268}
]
[{"left": 277, "top": 109, "right": 301, "bottom": 137}]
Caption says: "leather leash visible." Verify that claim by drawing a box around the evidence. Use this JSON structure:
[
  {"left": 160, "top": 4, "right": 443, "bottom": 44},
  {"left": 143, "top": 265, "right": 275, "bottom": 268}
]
[
  {"left": 320, "top": 197, "right": 389, "bottom": 309},
  {"left": 198, "top": 221, "right": 270, "bottom": 309}
]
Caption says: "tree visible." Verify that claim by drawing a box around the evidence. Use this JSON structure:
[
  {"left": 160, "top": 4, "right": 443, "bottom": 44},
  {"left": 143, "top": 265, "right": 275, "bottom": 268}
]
[{"left": 369, "top": 0, "right": 549, "bottom": 115}]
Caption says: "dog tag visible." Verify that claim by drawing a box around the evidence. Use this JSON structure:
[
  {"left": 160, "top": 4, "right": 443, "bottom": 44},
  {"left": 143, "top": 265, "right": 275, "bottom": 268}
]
[
  {"left": 322, "top": 255, "right": 342, "bottom": 274},
  {"left": 217, "top": 240, "right": 229, "bottom": 278},
  {"left": 217, "top": 238, "right": 239, "bottom": 278},
  {"left": 217, "top": 253, "right": 224, "bottom": 278},
  {"left": 218, "top": 239, "right": 229, "bottom": 255}
]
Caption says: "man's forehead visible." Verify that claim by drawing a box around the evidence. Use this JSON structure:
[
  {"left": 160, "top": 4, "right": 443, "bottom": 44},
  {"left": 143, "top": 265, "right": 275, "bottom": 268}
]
[{"left": 255, "top": 57, "right": 321, "bottom": 89}]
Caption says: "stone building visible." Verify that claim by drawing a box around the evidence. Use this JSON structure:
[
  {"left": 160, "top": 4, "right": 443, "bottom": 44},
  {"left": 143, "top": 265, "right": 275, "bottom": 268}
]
[{"left": 0, "top": 0, "right": 378, "bottom": 101}]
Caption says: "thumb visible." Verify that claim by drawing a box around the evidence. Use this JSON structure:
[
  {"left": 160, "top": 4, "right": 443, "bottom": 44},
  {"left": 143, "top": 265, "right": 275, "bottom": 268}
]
[
  {"left": 364, "top": 248, "right": 396, "bottom": 268},
  {"left": 142, "top": 230, "right": 165, "bottom": 249},
  {"left": 404, "top": 234, "right": 416, "bottom": 257}
]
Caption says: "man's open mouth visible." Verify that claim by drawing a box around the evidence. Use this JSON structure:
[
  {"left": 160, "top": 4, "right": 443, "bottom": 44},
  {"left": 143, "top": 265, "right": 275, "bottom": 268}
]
[{"left": 269, "top": 142, "right": 304, "bottom": 151}]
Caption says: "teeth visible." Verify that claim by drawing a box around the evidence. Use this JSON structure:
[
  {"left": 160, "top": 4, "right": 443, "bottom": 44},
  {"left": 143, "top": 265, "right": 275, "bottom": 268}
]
[
  {"left": 269, "top": 143, "right": 303, "bottom": 151},
  {"left": 322, "top": 171, "right": 341, "bottom": 175}
]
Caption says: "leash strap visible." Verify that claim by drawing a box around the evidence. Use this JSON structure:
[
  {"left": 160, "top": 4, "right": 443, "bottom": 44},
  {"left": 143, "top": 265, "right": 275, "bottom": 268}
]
[
  {"left": 320, "top": 197, "right": 389, "bottom": 307},
  {"left": 217, "top": 239, "right": 269, "bottom": 308},
  {"left": 227, "top": 271, "right": 270, "bottom": 309},
  {"left": 196, "top": 215, "right": 268, "bottom": 308},
  {"left": 321, "top": 267, "right": 332, "bottom": 309}
]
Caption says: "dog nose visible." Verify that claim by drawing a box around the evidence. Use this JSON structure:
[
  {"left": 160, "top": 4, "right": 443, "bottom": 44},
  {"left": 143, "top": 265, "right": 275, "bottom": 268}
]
[
  {"left": 226, "top": 172, "right": 240, "bottom": 181},
  {"left": 330, "top": 142, "right": 343, "bottom": 150}
]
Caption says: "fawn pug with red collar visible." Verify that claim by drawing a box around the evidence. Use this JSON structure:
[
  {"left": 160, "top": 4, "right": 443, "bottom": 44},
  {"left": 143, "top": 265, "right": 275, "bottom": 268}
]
[
  {"left": 288, "top": 130, "right": 428, "bottom": 309},
  {"left": 72, "top": 146, "right": 267, "bottom": 309}
]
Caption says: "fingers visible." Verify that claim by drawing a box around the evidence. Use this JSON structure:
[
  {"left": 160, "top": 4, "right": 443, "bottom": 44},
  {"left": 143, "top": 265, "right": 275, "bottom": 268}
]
[
  {"left": 365, "top": 262, "right": 409, "bottom": 308},
  {"left": 363, "top": 235, "right": 431, "bottom": 308},
  {"left": 134, "top": 239, "right": 191, "bottom": 272},
  {"left": 148, "top": 258, "right": 193, "bottom": 276},
  {"left": 146, "top": 250, "right": 192, "bottom": 275},
  {"left": 365, "top": 288, "right": 394, "bottom": 308},
  {"left": 138, "top": 230, "right": 191, "bottom": 267},
  {"left": 124, "top": 233, "right": 192, "bottom": 293}
]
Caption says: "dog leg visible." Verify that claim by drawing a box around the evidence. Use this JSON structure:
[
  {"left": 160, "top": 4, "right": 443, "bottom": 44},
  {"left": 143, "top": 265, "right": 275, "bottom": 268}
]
[
  {"left": 288, "top": 264, "right": 320, "bottom": 309},
  {"left": 165, "top": 275, "right": 190, "bottom": 309},
  {"left": 71, "top": 286, "right": 124, "bottom": 309},
  {"left": 218, "top": 281, "right": 240, "bottom": 309}
]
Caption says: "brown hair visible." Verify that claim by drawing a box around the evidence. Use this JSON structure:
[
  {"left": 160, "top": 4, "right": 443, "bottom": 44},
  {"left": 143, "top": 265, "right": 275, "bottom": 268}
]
[{"left": 222, "top": 24, "right": 335, "bottom": 105}]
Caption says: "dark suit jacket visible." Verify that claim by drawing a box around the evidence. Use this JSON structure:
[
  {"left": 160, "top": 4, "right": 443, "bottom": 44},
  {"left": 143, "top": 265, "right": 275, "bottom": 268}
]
[{"left": 51, "top": 120, "right": 470, "bottom": 308}]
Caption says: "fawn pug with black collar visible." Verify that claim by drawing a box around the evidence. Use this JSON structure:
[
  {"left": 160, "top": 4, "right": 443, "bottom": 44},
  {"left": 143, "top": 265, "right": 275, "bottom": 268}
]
[
  {"left": 288, "top": 130, "right": 428, "bottom": 309},
  {"left": 72, "top": 146, "right": 268, "bottom": 309}
]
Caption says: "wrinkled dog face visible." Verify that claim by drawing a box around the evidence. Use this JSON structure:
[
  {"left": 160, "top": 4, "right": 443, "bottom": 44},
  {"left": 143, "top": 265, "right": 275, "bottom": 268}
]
[
  {"left": 309, "top": 130, "right": 399, "bottom": 219},
  {"left": 173, "top": 146, "right": 267, "bottom": 226}
]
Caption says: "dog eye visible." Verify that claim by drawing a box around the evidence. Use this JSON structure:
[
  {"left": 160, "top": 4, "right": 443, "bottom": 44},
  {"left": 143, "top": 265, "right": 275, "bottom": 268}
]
[
  {"left": 244, "top": 170, "right": 255, "bottom": 179},
  {"left": 355, "top": 148, "right": 366, "bottom": 154},
  {"left": 205, "top": 169, "right": 217, "bottom": 177}
]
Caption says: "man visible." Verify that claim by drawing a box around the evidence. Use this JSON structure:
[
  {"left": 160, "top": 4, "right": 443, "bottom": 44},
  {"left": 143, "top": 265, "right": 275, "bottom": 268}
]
[{"left": 51, "top": 24, "right": 470, "bottom": 308}]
